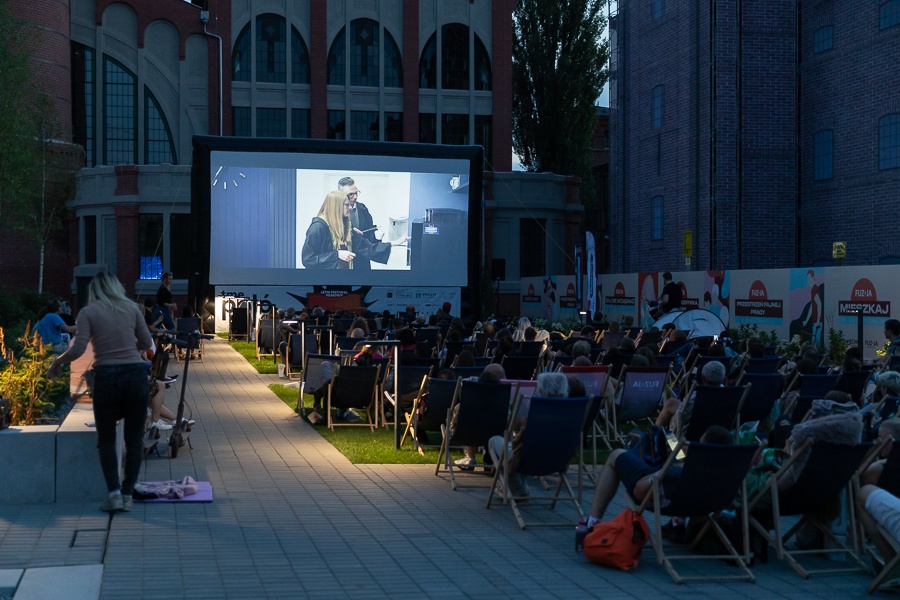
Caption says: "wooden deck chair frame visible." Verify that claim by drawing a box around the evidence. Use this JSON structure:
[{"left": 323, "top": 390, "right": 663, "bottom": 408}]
[
  {"left": 254, "top": 317, "right": 277, "bottom": 361},
  {"left": 326, "top": 364, "right": 381, "bottom": 431},
  {"left": 383, "top": 365, "right": 432, "bottom": 430},
  {"left": 679, "top": 384, "right": 750, "bottom": 443},
  {"left": 603, "top": 365, "right": 670, "bottom": 446},
  {"left": 747, "top": 438, "right": 875, "bottom": 579},
  {"left": 561, "top": 365, "right": 610, "bottom": 493},
  {"left": 853, "top": 440, "right": 900, "bottom": 593},
  {"left": 297, "top": 353, "right": 342, "bottom": 416},
  {"left": 175, "top": 317, "right": 204, "bottom": 362},
  {"left": 402, "top": 377, "right": 461, "bottom": 453},
  {"left": 435, "top": 379, "right": 513, "bottom": 490},
  {"left": 638, "top": 440, "right": 761, "bottom": 584},
  {"left": 486, "top": 394, "right": 589, "bottom": 529}
]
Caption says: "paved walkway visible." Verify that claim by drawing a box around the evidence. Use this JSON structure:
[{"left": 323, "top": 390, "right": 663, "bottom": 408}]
[{"left": 0, "top": 338, "right": 883, "bottom": 599}]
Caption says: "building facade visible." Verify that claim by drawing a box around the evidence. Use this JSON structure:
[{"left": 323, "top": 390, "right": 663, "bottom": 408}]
[{"left": 609, "top": 0, "right": 900, "bottom": 273}]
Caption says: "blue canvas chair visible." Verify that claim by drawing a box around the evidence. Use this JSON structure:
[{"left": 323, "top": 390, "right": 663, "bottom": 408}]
[
  {"left": 680, "top": 384, "right": 750, "bottom": 443},
  {"left": 501, "top": 355, "right": 541, "bottom": 380},
  {"left": 486, "top": 395, "right": 590, "bottom": 529},
  {"left": 785, "top": 373, "right": 841, "bottom": 424},
  {"left": 604, "top": 365, "right": 670, "bottom": 446},
  {"left": 383, "top": 365, "right": 432, "bottom": 429},
  {"left": 402, "top": 377, "right": 460, "bottom": 452},
  {"left": 748, "top": 439, "right": 874, "bottom": 578},
  {"left": 866, "top": 443, "right": 900, "bottom": 593},
  {"left": 562, "top": 365, "right": 610, "bottom": 488},
  {"left": 737, "top": 372, "right": 783, "bottom": 425},
  {"left": 297, "top": 353, "right": 341, "bottom": 415},
  {"left": 326, "top": 364, "right": 381, "bottom": 431},
  {"left": 449, "top": 365, "right": 486, "bottom": 380},
  {"left": 637, "top": 440, "right": 760, "bottom": 583},
  {"left": 435, "top": 379, "right": 512, "bottom": 490}
]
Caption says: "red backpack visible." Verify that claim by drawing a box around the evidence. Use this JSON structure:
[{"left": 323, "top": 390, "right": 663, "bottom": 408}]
[{"left": 582, "top": 509, "right": 650, "bottom": 571}]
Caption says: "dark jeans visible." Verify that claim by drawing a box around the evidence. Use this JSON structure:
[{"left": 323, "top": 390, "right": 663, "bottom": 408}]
[
  {"left": 92, "top": 363, "right": 150, "bottom": 495},
  {"left": 152, "top": 305, "right": 175, "bottom": 330}
]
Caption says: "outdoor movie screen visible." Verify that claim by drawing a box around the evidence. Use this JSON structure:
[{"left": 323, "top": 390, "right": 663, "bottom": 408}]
[{"left": 193, "top": 138, "right": 482, "bottom": 289}]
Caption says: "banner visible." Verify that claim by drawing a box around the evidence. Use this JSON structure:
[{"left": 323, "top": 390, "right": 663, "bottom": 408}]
[
  {"left": 557, "top": 275, "right": 579, "bottom": 323},
  {"left": 600, "top": 273, "right": 639, "bottom": 326},
  {"left": 731, "top": 269, "right": 789, "bottom": 340},
  {"left": 826, "top": 266, "right": 900, "bottom": 358},
  {"left": 586, "top": 232, "right": 597, "bottom": 316}
]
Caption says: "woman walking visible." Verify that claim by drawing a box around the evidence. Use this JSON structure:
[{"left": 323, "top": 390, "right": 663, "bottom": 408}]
[{"left": 48, "top": 272, "right": 153, "bottom": 512}]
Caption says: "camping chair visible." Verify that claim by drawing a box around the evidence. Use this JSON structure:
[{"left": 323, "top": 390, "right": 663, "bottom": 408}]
[
  {"left": 866, "top": 443, "right": 900, "bottom": 593},
  {"left": 326, "top": 364, "right": 381, "bottom": 431},
  {"left": 486, "top": 395, "right": 590, "bottom": 529},
  {"left": 638, "top": 440, "right": 761, "bottom": 584},
  {"left": 603, "top": 365, "right": 670, "bottom": 446},
  {"left": 680, "top": 384, "right": 750, "bottom": 443},
  {"left": 403, "top": 377, "right": 461, "bottom": 452},
  {"left": 255, "top": 318, "right": 277, "bottom": 361},
  {"left": 297, "top": 353, "right": 342, "bottom": 416},
  {"left": 383, "top": 365, "right": 432, "bottom": 429},
  {"left": 501, "top": 355, "right": 541, "bottom": 380},
  {"left": 175, "top": 317, "right": 203, "bottom": 362},
  {"left": 748, "top": 439, "right": 874, "bottom": 578},
  {"left": 737, "top": 373, "right": 783, "bottom": 426},
  {"left": 435, "top": 379, "right": 512, "bottom": 490},
  {"left": 784, "top": 373, "right": 841, "bottom": 424}
]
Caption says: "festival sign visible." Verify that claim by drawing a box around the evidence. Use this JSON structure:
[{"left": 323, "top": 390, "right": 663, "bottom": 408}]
[
  {"left": 600, "top": 273, "right": 639, "bottom": 325},
  {"left": 558, "top": 275, "right": 579, "bottom": 316},
  {"left": 825, "top": 265, "right": 900, "bottom": 359},
  {"left": 670, "top": 271, "right": 705, "bottom": 312}
]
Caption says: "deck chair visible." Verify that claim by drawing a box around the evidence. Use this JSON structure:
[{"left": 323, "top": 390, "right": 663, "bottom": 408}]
[
  {"left": 435, "top": 379, "right": 512, "bottom": 490},
  {"left": 415, "top": 356, "right": 442, "bottom": 371},
  {"left": 835, "top": 370, "right": 871, "bottom": 405},
  {"left": 255, "top": 318, "right": 277, "bottom": 361},
  {"left": 737, "top": 373, "right": 783, "bottom": 425},
  {"left": 562, "top": 365, "right": 611, "bottom": 476},
  {"left": 415, "top": 328, "right": 440, "bottom": 352},
  {"left": 636, "top": 329, "right": 663, "bottom": 350},
  {"left": 516, "top": 341, "right": 546, "bottom": 357},
  {"left": 551, "top": 354, "right": 574, "bottom": 370},
  {"left": 748, "top": 439, "right": 874, "bottom": 578},
  {"left": 680, "top": 384, "right": 750, "bottom": 443},
  {"left": 285, "top": 331, "right": 316, "bottom": 380},
  {"left": 785, "top": 373, "right": 841, "bottom": 423},
  {"left": 599, "top": 330, "right": 626, "bottom": 350},
  {"left": 472, "top": 355, "right": 493, "bottom": 367},
  {"left": 486, "top": 395, "right": 590, "bottom": 529},
  {"left": 383, "top": 365, "right": 432, "bottom": 429},
  {"left": 333, "top": 335, "right": 358, "bottom": 354},
  {"left": 297, "top": 353, "right": 342, "bottom": 415},
  {"left": 403, "top": 377, "right": 461, "bottom": 451},
  {"left": 442, "top": 340, "right": 466, "bottom": 368},
  {"left": 604, "top": 365, "right": 670, "bottom": 446},
  {"left": 326, "top": 364, "right": 381, "bottom": 431},
  {"left": 449, "top": 365, "right": 486, "bottom": 380},
  {"left": 741, "top": 356, "right": 782, "bottom": 375},
  {"left": 639, "top": 441, "right": 760, "bottom": 584},
  {"left": 175, "top": 317, "right": 203, "bottom": 361},
  {"left": 867, "top": 444, "right": 900, "bottom": 593},
  {"left": 501, "top": 355, "right": 541, "bottom": 380}
]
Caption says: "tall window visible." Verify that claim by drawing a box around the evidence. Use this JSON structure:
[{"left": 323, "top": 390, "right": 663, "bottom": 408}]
[
  {"left": 814, "top": 26, "right": 833, "bottom": 53},
  {"left": 291, "top": 109, "right": 310, "bottom": 138},
  {"left": 651, "top": 0, "right": 665, "bottom": 20},
  {"left": 384, "top": 112, "right": 403, "bottom": 142},
  {"left": 442, "top": 114, "right": 469, "bottom": 145},
  {"left": 474, "top": 36, "right": 492, "bottom": 91},
  {"left": 232, "top": 24, "right": 252, "bottom": 82},
  {"left": 327, "top": 110, "right": 346, "bottom": 139},
  {"left": 814, "top": 129, "right": 833, "bottom": 180},
  {"left": 327, "top": 20, "right": 402, "bottom": 88},
  {"left": 651, "top": 85, "right": 665, "bottom": 129},
  {"left": 233, "top": 107, "right": 251, "bottom": 137},
  {"left": 442, "top": 24, "right": 469, "bottom": 90},
  {"left": 169, "top": 214, "right": 191, "bottom": 279},
  {"left": 256, "top": 14, "right": 286, "bottom": 83},
  {"left": 145, "top": 90, "right": 176, "bottom": 164},
  {"left": 520, "top": 219, "right": 546, "bottom": 277},
  {"left": 104, "top": 57, "right": 137, "bottom": 165},
  {"left": 83, "top": 216, "right": 97, "bottom": 264},
  {"left": 419, "top": 113, "right": 437, "bottom": 143},
  {"left": 882, "top": 0, "right": 900, "bottom": 29},
  {"left": 651, "top": 196, "right": 664, "bottom": 240},
  {"left": 257, "top": 108, "right": 286, "bottom": 137},
  {"left": 351, "top": 111, "right": 379, "bottom": 141},
  {"left": 419, "top": 35, "right": 437, "bottom": 88},
  {"left": 72, "top": 44, "right": 96, "bottom": 165},
  {"left": 880, "top": 114, "right": 900, "bottom": 170},
  {"left": 291, "top": 26, "right": 310, "bottom": 84},
  {"left": 139, "top": 213, "right": 163, "bottom": 280}
]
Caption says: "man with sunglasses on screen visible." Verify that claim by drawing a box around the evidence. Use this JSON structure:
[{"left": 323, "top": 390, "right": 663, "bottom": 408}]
[{"left": 338, "top": 176, "right": 407, "bottom": 271}]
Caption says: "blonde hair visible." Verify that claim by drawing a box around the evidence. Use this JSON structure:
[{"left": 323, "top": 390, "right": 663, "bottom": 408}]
[
  {"left": 87, "top": 271, "right": 138, "bottom": 314},
  {"left": 316, "top": 191, "right": 352, "bottom": 252}
]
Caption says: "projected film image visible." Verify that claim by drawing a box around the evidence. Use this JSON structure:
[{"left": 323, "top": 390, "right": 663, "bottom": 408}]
[{"left": 206, "top": 149, "right": 472, "bottom": 288}]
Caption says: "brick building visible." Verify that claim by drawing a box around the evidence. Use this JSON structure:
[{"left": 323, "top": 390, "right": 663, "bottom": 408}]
[{"left": 609, "top": 0, "right": 900, "bottom": 272}]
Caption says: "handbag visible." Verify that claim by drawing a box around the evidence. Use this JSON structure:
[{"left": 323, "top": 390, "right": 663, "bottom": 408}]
[
  {"left": 625, "top": 424, "right": 669, "bottom": 467},
  {"left": 0, "top": 396, "right": 11, "bottom": 430},
  {"left": 582, "top": 509, "right": 650, "bottom": 571}
]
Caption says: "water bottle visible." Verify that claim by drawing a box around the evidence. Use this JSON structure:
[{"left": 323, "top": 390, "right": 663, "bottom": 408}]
[{"left": 575, "top": 520, "right": 588, "bottom": 552}]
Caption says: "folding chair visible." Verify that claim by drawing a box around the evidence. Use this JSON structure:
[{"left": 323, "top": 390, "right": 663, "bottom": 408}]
[
  {"left": 383, "top": 365, "right": 432, "bottom": 429},
  {"left": 297, "top": 353, "right": 342, "bottom": 416},
  {"left": 551, "top": 354, "right": 574, "bottom": 370},
  {"left": 285, "top": 331, "right": 314, "bottom": 380},
  {"left": 737, "top": 373, "right": 783, "bottom": 425},
  {"left": 562, "top": 365, "right": 610, "bottom": 478},
  {"left": 638, "top": 440, "right": 760, "bottom": 584},
  {"left": 442, "top": 340, "right": 466, "bottom": 368},
  {"left": 501, "top": 355, "right": 541, "bottom": 380},
  {"left": 604, "top": 365, "right": 670, "bottom": 446},
  {"left": 435, "top": 379, "right": 512, "bottom": 490},
  {"left": 785, "top": 373, "right": 841, "bottom": 424},
  {"left": 748, "top": 439, "right": 874, "bottom": 578},
  {"left": 516, "top": 341, "right": 546, "bottom": 357},
  {"left": 403, "top": 377, "right": 461, "bottom": 451},
  {"left": 486, "top": 395, "right": 590, "bottom": 529},
  {"left": 598, "top": 330, "right": 626, "bottom": 351},
  {"left": 741, "top": 356, "right": 782, "bottom": 375},
  {"left": 415, "top": 328, "right": 440, "bottom": 353},
  {"left": 255, "top": 318, "right": 277, "bottom": 361},
  {"left": 450, "top": 365, "right": 486, "bottom": 380},
  {"left": 175, "top": 317, "right": 203, "bottom": 362},
  {"left": 326, "top": 364, "right": 381, "bottom": 431},
  {"left": 415, "top": 356, "right": 442, "bottom": 371},
  {"left": 472, "top": 356, "right": 493, "bottom": 367},
  {"left": 680, "top": 384, "right": 750, "bottom": 443},
  {"left": 636, "top": 329, "right": 663, "bottom": 350}
]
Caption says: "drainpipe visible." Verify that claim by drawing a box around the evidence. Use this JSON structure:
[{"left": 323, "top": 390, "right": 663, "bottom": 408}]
[{"left": 200, "top": 10, "right": 223, "bottom": 135}]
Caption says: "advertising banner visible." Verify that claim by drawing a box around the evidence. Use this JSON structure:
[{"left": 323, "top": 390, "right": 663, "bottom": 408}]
[
  {"left": 601, "top": 273, "right": 639, "bottom": 326},
  {"left": 825, "top": 266, "right": 900, "bottom": 359},
  {"left": 703, "top": 270, "right": 731, "bottom": 328},
  {"left": 586, "top": 232, "right": 597, "bottom": 316},
  {"left": 730, "top": 269, "right": 790, "bottom": 340},
  {"left": 557, "top": 275, "right": 580, "bottom": 323},
  {"left": 788, "top": 268, "right": 826, "bottom": 350},
  {"left": 519, "top": 276, "right": 559, "bottom": 321}
]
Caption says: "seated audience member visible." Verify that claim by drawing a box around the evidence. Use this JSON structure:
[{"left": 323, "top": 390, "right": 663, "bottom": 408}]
[
  {"left": 486, "top": 372, "right": 569, "bottom": 498},
  {"left": 634, "top": 346, "right": 658, "bottom": 365},
  {"left": 857, "top": 484, "right": 900, "bottom": 569},
  {"left": 309, "top": 349, "right": 376, "bottom": 424},
  {"left": 512, "top": 317, "right": 532, "bottom": 342},
  {"left": 453, "top": 349, "right": 476, "bottom": 368},
  {"left": 657, "top": 360, "right": 726, "bottom": 434},
  {"left": 586, "top": 425, "right": 733, "bottom": 528},
  {"left": 571, "top": 340, "right": 592, "bottom": 362},
  {"left": 860, "top": 418, "right": 900, "bottom": 487},
  {"left": 492, "top": 336, "right": 516, "bottom": 365},
  {"left": 454, "top": 364, "right": 507, "bottom": 470},
  {"left": 35, "top": 299, "right": 77, "bottom": 354}
]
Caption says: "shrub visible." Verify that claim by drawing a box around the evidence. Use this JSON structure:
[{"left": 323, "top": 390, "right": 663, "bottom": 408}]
[{"left": 0, "top": 325, "right": 68, "bottom": 425}]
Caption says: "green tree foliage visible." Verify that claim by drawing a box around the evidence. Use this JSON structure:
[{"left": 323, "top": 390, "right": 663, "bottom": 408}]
[
  {"left": 512, "top": 1, "right": 609, "bottom": 182},
  {"left": 0, "top": 325, "right": 68, "bottom": 426}
]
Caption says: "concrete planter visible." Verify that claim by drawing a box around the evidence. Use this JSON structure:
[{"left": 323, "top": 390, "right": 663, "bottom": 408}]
[{"left": 0, "top": 424, "right": 58, "bottom": 504}]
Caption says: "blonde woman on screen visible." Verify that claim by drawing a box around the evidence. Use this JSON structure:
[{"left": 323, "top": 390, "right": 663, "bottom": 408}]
[{"left": 302, "top": 191, "right": 356, "bottom": 269}]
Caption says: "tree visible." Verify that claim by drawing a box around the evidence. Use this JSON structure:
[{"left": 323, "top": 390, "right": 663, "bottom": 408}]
[
  {"left": 0, "top": 4, "right": 78, "bottom": 293},
  {"left": 512, "top": 1, "right": 609, "bottom": 185}
]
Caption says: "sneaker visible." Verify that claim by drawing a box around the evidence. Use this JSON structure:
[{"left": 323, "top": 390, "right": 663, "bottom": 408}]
[
  {"left": 181, "top": 418, "right": 196, "bottom": 427},
  {"left": 153, "top": 419, "right": 173, "bottom": 431},
  {"left": 121, "top": 495, "right": 133, "bottom": 512},
  {"left": 343, "top": 410, "right": 362, "bottom": 423},
  {"left": 157, "top": 376, "right": 176, "bottom": 384},
  {"left": 454, "top": 456, "right": 476, "bottom": 470},
  {"left": 100, "top": 493, "right": 124, "bottom": 513}
]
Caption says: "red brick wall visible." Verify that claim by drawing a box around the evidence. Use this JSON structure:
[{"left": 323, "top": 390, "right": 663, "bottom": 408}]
[
  {"left": 309, "top": 3, "right": 328, "bottom": 138},
  {"left": 115, "top": 204, "right": 140, "bottom": 297},
  {"left": 402, "top": 0, "right": 420, "bottom": 143}
]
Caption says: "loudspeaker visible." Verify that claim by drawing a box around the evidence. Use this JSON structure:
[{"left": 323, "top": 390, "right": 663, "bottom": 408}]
[{"left": 491, "top": 258, "right": 506, "bottom": 281}]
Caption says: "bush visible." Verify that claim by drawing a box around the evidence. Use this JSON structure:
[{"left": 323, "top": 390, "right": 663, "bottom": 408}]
[{"left": 0, "top": 325, "right": 68, "bottom": 425}]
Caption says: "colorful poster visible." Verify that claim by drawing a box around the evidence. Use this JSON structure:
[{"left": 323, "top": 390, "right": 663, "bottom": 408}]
[
  {"left": 519, "top": 277, "right": 543, "bottom": 319},
  {"left": 557, "top": 275, "right": 579, "bottom": 322},
  {"left": 703, "top": 270, "right": 731, "bottom": 328},
  {"left": 601, "top": 273, "right": 639, "bottom": 326},
  {"left": 730, "top": 269, "right": 790, "bottom": 341},
  {"left": 638, "top": 272, "right": 658, "bottom": 328},
  {"left": 788, "top": 268, "right": 825, "bottom": 349},
  {"left": 825, "top": 266, "right": 900, "bottom": 359}
]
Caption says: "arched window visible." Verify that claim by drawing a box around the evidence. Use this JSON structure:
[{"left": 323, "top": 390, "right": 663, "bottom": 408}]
[
  {"left": 328, "top": 20, "right": 403, "bottom": 88},
  {"left": 256, "top": 14, "right": 286, "bottom": 83},
  {"left": 419, "top": 33, "right": 437, "bottom": 88},
  {"left": 327, "top": 28, "right": 346, "bottom": 85},
  {"left": 383, "top": 29, "right": 403, "bottom": 88},
  {"left": 351, "top": 18, "right": 379, "bottom": 86},
  {"left": 442, "top": 24, "right": 469, "bottom": 90},
  {"left": 145, "top": 89, "right": 176, "bottom": 164},
  {"left": 291, "top": 26, "right": 310, "bottom": 84},
  {"left": 474, "top": 34, "right": 491, "bottom": 91},
  {"left": 232, "top": 23, "right": 251, "bottom": 82},
  {"left": 104, "top": 57, "right": 137, "bottom": 165},
  {"left": 880, "top": 114, "right": 900, "bottom": 170}
]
